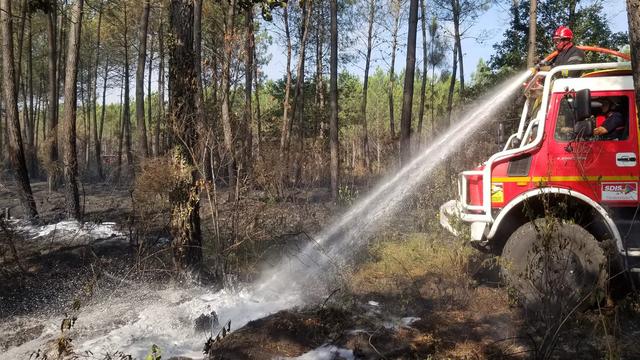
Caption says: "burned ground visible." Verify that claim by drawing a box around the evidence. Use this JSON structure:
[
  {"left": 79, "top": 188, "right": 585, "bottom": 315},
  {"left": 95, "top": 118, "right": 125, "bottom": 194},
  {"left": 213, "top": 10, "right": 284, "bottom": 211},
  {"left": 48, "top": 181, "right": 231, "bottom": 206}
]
[{"left": 1, "top": 181, "right": 639, "bottom": 359}]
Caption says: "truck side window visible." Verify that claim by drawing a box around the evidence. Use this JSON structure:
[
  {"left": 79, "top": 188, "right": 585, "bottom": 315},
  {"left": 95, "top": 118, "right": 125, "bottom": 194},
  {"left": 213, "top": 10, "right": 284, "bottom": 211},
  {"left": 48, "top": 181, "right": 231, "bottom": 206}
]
[
  {"left": 592, "top": 96, "right": 629, "bottom": 141},
  {"left": 554, "top": 95, "right": 630, "bottom": 142},
  {"left": 554, "top": 97, "right": 581, "bottom": 141}
]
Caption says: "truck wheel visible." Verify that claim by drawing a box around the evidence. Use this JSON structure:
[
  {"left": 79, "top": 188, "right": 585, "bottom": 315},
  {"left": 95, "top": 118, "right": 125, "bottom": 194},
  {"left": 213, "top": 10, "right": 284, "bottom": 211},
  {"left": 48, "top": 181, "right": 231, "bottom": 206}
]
[{"left": 501, "top": 219, "right": 607, "bottom": 314}]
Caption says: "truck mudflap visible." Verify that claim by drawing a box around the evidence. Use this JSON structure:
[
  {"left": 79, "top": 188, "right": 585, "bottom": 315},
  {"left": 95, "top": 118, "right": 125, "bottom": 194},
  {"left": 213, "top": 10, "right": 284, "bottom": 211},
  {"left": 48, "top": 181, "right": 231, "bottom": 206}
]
[{"left": 439, "top": 199, "right": 461, "bottom": 236}]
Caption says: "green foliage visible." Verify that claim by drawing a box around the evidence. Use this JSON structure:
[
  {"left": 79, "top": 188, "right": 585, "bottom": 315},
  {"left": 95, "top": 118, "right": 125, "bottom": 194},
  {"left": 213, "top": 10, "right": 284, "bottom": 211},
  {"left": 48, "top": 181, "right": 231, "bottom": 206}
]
[
  {"left": 491, "top": 0, "right": 629, "bottom": 70},
  {"left": 144, "top": 344, "right": 161, "bottom": 360},
  {"left": 337, "top": 184, "right": 359, "bottom": 206}
]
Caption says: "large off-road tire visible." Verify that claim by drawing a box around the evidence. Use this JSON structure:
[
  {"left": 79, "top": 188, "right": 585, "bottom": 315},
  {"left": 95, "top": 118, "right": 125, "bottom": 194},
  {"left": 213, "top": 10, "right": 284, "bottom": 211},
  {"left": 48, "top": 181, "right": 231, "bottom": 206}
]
[{"left": 501, "top": 219, "right": 607, "bottom": 314}]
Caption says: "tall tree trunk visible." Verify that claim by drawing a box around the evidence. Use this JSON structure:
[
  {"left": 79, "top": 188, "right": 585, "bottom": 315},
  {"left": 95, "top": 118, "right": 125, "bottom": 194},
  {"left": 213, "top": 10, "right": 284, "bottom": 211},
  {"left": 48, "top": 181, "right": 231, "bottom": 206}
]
[
  {"left": 168, "top": 0, "right": 203, "bottom": 274},
  {"left": 136, "top": 0, "right": 151, "bottom": 159},
  {"left": 23, "top": 12, "right": 38, "bottom": 177},
  {"left": 291, "top": 0, "right": 313, "bottom": 183},
  {"left": 399, "top": 0, "right": 418, "bottom": 165},
  {"left": 527, "top": 0, "right": 537, "bottom": 68},
  {"left": 123, "top": 4, "right": 133, "bottom": 168},
  {"left": 254, "top": 48, "right": 262, "bottom": 158},
  {"left": 314, "top": 3, "right": 326, "bottom": 142},
  {"left": 93, "top": 6, "right": 104, "bottom": 180},
  {"left": 446, "top": 45, "right": 458, "bottom": 127},
  {"left": 417, "top": 0, "right": 428, "bottom": 137},
  {"left": 46, "top": 5, "right": 59, "bottom": 191},
  {"left": 221, "top": 0, "right": 237, "bottom": 192},
  {"left": 389, "top": 0, "right": 400, "bottom": 138},
  {"left": 61, "top": 0, "right": 84, "bottom": 220},
  {"left": 628, "top": 0, "right": 640, "bottom": 145},
  {"left": 148, "top": 32, "right": 154, "bottom": 155},
  {"left": 243, "top": 6, "right": 255, "bottom": 176},
  {"left": 97, "top": 57, "right": 108, "bottom": 180},
  {"left": 194, "top": 0, "right": 210, "bottom": 180},
  {"left": 156, "top": 17, "right": 165, "bottom": 156},
  {"left": 279, "top": 6, "right": 293, "bottom": 188},
  {"left": 0, "top": 0, "right": 38, "bottom": 220},
  {"left": 361, "top": 0, "right": 376, "bottom": 171},
  {"left": 116, "top": 71, "right": 124, "bottom": 180},
  {"left": 453, "top": 0, "right": 464, "bottom": 96},
  {"left": 329, "top": 0, "right": 339, "bottom": 200}
]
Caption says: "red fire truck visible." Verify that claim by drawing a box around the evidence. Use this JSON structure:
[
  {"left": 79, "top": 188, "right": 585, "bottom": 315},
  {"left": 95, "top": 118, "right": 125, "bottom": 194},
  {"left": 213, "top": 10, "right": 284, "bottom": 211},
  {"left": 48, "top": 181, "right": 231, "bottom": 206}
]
[{"left": 441, "top": 48, "right": 638, "bottom": 311}]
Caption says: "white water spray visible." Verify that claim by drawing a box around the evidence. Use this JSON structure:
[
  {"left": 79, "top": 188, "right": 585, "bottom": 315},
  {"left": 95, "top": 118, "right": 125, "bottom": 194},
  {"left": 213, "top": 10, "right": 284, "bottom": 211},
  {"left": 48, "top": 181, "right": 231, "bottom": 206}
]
[
  {"left": 255, "top": 70, "right": 533, "bottom": 294},
  {"left": 1, "top": 71, "right": 532, "bottom": 359}
]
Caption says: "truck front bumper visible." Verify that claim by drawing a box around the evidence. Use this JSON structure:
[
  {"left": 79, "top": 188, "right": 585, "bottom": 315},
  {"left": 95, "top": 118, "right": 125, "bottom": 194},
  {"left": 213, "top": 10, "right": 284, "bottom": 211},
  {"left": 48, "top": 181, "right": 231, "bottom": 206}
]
[{"left": 440, "top": 199, "right": 489, "bottom": 243}]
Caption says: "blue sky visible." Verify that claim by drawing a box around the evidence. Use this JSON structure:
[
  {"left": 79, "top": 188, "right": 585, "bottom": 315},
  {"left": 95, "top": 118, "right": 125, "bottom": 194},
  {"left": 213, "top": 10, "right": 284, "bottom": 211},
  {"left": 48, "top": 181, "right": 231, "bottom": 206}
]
[{"left": 262, "top": 0, "right": 630, "bottom": 82}]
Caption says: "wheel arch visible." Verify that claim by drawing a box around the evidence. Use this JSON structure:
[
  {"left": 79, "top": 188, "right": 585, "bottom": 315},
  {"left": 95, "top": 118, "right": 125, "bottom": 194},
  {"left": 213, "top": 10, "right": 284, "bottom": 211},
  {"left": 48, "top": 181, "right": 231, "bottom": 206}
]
[{"left": 486, "top": 187, "right": 622, "bottom": 254}]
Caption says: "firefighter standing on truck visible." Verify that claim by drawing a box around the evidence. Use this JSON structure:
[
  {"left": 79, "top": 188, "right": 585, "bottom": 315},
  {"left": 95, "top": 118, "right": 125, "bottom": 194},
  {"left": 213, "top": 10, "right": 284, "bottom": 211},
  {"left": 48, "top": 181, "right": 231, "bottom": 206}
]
[{"left": 550, "top": 26, "right": 585, "bottom": 76}]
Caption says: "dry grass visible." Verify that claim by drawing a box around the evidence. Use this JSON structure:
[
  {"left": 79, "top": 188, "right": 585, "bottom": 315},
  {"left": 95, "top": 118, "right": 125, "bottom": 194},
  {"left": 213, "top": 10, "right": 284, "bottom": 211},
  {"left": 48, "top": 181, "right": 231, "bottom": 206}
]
[{"left": 349, "top": 232, "right": 475, "bottom": 305}]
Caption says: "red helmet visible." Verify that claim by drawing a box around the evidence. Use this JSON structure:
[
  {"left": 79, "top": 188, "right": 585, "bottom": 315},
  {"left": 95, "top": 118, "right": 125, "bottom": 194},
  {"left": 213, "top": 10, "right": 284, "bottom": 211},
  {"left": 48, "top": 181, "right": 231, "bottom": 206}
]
[{"left": 553, "top": 26, "right": 573, "bottom": 40}]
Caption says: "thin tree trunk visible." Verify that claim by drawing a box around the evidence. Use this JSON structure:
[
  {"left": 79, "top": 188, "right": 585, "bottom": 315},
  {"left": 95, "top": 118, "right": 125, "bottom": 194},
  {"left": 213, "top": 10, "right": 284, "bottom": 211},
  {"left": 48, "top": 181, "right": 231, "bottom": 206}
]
[
  {"left": 329, "top": 0, "right": 339, "bottom": 200},
  {"left": 123, "top": 4, "right": 133, "bottom": 168},
  {"left": 168, "top": 0, "right": 203, "bottom": 274},
  {"left": 360, "top": 0, "right": 376, "bottom": 171},
  {"left": 254, "top": 48, "right": 262, "bottom": 158},
  {"left": 279, "top": 6, "right": 293, "bottom": 188},
  {"left": 417, "top": 0, "right": 428, "bottom": 137},
  {"left": 116, "top": 71, "right": 124, "bottom": 180},
  {"left": 156, "top": 17, "right": 165, "bottom": 156},
  {"left": 453, "top": 0, "right": 464, "bottom": 96},
  {"left": 446, "top": 45, "right": 458, "bottom": 127},
  {"left": 61, "top": 0, "right": 84, "bottom": 220},
  {"left": 315, "top": 4, "right": 326, "bottom": 141},
  {"left": 291, "top": 0, "right": 313, "bottom": 183},
  {"left": 27, "top": 13, "right": 37, "bottom": 177},
  {"left": 148, "top": 33, "right": 154, "bottom": 155},
  {"left": 221, "top": 0, "right": 237, "bottom": 193},
  {"left": 527, "top": 0, "right": 537, "bottom": 68},
  {"left": 399, "top": 0, "right": 418, "bottom": 165},
  {"left": 0, "top": 0, "right": 38, "bottom": 220},
  {"left": 389, "top": 1, "right": 400, "bottom": 138},
  {"left": 46, "top": 5, "right": 59, "bottom": 191},
  {"left": 93, "top": 6, "right": 104, "bottom": 180},
  {"left": 136, "top": 0, "right": 151, "bottom": 159},
  {"left": 243, "top": 6, "right": 254, "bottom": 176},
  {"left": 97, "top": 57, "right": 109, "bottom": 180}
]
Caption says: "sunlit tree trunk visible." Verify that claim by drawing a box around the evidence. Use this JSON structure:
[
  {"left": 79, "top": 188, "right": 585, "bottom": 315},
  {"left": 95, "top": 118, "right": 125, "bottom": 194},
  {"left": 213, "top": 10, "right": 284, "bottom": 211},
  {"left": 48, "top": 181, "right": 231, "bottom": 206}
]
[
  {"left": 417, "top": 0, "right": 428, "bottom": 138},
  {"left": 278, "top": 6, "right": 293, "bottom": 189},
  {"left": 388, "top": 0, "right": 401, "bottom": 138},
  {"left": 291, "top": 0, "right": 313, "bottom": 184},
  {"left": 168, "top": 0, "right": 203, "bottom": 273},
  {"left": 527, "top": 0, "right": 537, "bottom": 68},
  {"left": 361, "top": 0, "right": 376, "bottom": 171},
  {"left": 93, "top": 5, "right": 104, "bottom": 180},
  {"left": 243, "top": 6, "right": 255, "bottom": 176},
  {"left": 446, "top": 45, "right": 458, "bottom": 127},
  {"left": 136, "top": 0, "right": 151, "bottom": 159},
  {"left": 0, "top": 0, "right": 38, "bottom": 220},
  {"left": 453, "top": 0, "right": 464, "bottom": 96},
  {"left": 123, "top": 4, "right": 133, "bottom": 168},
  {"left": 61, "top": 0, "right": 84, "bottom": 220},
  {"left": 330, "top": 0, "right": 339, "bottom": 200},
  {"left": 156, "top": 17, "right": 165, "bottom": 156},
  {"left": 399, "top": 0, "right": 418, "bottom": 165}
]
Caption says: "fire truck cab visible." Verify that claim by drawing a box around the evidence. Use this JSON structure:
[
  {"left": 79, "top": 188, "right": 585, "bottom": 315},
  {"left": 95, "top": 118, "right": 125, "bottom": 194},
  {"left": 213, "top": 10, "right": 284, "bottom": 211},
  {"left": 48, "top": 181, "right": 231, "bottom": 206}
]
[{"left": 441, "top": 59, "right": 639, "bottom": 310}]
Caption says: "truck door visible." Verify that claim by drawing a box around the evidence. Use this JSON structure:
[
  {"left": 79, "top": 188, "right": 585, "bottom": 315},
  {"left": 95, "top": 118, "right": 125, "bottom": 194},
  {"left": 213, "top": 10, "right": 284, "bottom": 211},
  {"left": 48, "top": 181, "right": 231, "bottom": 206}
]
[{"left": 547, "top": 91, "right": 639, "bottom": 205}]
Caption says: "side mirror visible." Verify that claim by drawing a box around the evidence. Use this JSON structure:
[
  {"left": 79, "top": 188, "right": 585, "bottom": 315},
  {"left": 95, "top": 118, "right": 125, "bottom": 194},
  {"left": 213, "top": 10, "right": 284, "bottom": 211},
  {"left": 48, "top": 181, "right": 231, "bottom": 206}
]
[{"left": 574, "top": 88, "right": 591, "bottom": 121}]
